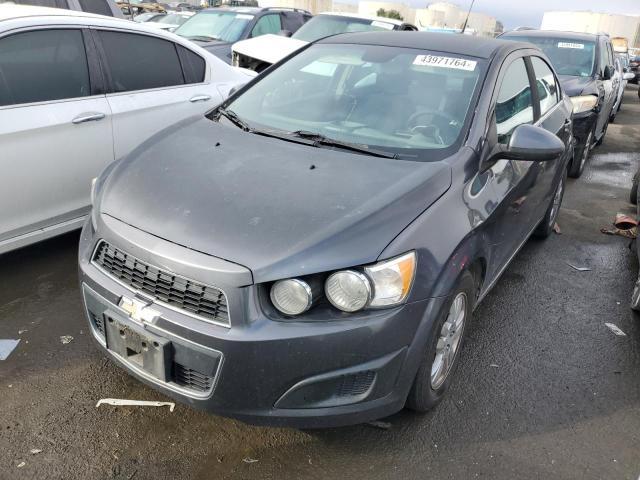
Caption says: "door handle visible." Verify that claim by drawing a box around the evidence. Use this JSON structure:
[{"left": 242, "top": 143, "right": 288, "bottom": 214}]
[
  {"left": 189, "top": 95, "right": 211, "bottom": 103},
  {"left": 72, "top": 112, "right": 105, "bottom": 124}
]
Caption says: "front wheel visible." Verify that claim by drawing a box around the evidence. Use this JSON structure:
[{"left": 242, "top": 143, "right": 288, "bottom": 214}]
[
  {"left": 406, "top": 271, "right": 475, "bottom": 412},
  {"left": 534, "top": 168, "right": 567, "bottom": 238},
  {"left": 568, "top": 127, "right": 594, "bottom": 178}
]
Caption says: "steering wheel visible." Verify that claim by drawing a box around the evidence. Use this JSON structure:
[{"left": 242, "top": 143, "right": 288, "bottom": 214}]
[{"left": 407, "top": 109, "right": 460, "bottom": 143}]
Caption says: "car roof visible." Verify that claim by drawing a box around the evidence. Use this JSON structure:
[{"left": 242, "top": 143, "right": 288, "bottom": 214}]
[
  {"left": 0, "top": 3, "right": 107, "bottom": 21},
  {"left": 317, "top": 11, "right": 406, "bottom": 26},
  {"left": 502, "top": 29, "right": 600, "bottom": 42},
  {"left": 318, "top": 31, "right": 531, "bottom": 60}
]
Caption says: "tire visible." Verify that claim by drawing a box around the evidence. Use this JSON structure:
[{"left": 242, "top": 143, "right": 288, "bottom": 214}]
[
  {"left": 630, "top": 169, "right": 640, "bottom": 205},
  {"left": 596, "top": 120, "right": 608, "bottom": 146},
  {"left": 406, "top": 271, "right": 475, "bottom": 412},
  {"left": 568, "top": 127, "right": 594, "bottom": 178},
  {"left": 534, "top": 168, "right": 567, "bottom": 238}
]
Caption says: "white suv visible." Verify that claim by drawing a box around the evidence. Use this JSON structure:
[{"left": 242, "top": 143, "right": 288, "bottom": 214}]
[{"left": 0, "top": 4, "right": 253, "bottom": 254}]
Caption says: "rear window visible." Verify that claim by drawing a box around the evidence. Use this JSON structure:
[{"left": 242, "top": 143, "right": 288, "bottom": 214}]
[{"left": 0, "top": 29, "right": 90, "bottom": 107}]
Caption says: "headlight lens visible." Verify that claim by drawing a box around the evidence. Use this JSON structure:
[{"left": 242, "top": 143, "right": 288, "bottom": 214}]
[
  {"left": 270, "top": 279, "right": 313, "bottom": 316},
  {"left": 571, "top": 95, "right": 598, "bottom": 114},
  {"left": 365, "top": 251, "right": 416, "bottom": 307},
  {"left": 325, "top": 270, "right": 371, "bottom": 312}
]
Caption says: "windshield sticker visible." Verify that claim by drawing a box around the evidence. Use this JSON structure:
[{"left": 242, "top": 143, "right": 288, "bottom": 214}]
[
  {"left": 236, "top": 14, "right": 254, "bottom": 20},
  {"left": 558, "top": 42, "right": 585, "bottom": 49},
  {"left": 371, "top": 20, "right": 394, "bottom": 30},
  {"left": 413, "top": 55, "right": 477, "bottom": 71}
]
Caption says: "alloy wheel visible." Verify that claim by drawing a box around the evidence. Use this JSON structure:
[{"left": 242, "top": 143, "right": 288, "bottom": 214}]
[
  {"left": 431, "top": 292, "right": 467, "bottom": 390},
  {"left": 548, "top": 175, "right": 564, "bottom": 229}
]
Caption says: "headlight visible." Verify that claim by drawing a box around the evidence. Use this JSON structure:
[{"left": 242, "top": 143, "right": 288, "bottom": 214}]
[
  {"left": 325, "top": 270, "right": 371, "bottom": 312},
  {"left": 364, "top": 251, "right": 416, "bottom": 307},
  {"left": 270, "top": 279, "right": 314, "bottom": 316},
  {"left": 571, "top": 95, "right": 598, "bottom": 114}
]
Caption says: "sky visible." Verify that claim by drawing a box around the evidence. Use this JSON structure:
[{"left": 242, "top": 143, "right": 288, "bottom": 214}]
[{"left": 430, "top": 0, "right": 640, "bottom": 29}]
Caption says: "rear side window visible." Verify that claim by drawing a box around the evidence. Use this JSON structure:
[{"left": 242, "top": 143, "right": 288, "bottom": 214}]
[
  {"left": 530, "top": 56, "right": 559, "bottom": 116},
  {"left": 251, "top": 14, "right": 281, "bottom": 37},
  {"left": 78, "top": 0, "right": 113, "bottom": 16},
  {"left": 495, "top": 58, "right": 534, "bottom": 143},
  {"left": 9, "top": 0, "right": 69, "bottom": 7},
  {"left": 98, "top": 31, "right": 185, "bottom": 92},
  {"left": 0, "top": 29, "right": 90, "bottom": 107},
  {"left": 177, "top": 45, "right": 206, "bottom": 83}
]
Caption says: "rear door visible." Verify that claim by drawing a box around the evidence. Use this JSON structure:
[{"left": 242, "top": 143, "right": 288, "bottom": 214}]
[
  {"left": 0, "top": 27, "right": 113, "bottom": 244},
  {"left": 94, "top": 29, "right": 222, "bottom": 159}
]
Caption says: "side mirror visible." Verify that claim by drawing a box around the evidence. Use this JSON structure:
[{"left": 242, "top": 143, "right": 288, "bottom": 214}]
[
  {"left": 624, "top": 72, "right": 636, "bottom": 81},
  {"left": 278, "top": 29, "right": 293, "bottom": 37},
  {"left": 603, "top": 65, "right": 613, "bottom": 80},
  {"left": 485, "top": 124, "right": 565, "bottom": 167}
]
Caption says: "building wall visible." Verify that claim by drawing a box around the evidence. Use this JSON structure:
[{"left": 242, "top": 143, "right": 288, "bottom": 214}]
[
  {"left": 414, "top": 2, "right": 497, "bottom": 36},
  {"left": 331, "top": 1, "right": 357, "bottom": 13},
  {"left": 541, "top": 11, "right": 640, "bottom": 48},
  {"left": 357, "top": 1, "right": 414, "bottom": 22},
  {"left": 259, "top": 0, "right": 331, "bottom": 14}
]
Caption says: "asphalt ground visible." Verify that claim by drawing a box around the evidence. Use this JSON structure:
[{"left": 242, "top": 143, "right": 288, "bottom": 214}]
[{"left": 1, "top": 87, "right": 640, "bottom": 480}]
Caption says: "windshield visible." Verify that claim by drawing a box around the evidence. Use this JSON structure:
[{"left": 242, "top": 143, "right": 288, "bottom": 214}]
[
  {"left": 293, "top": 15, "right": 397, "bottom": 43},
  {"left": 226, "top": 44, "right": 484, "bottom": 161},
  {"left": 503, "top": 35, "right": 596, "bottom": 77},
  {"left": 175, "top": 11, "right": 254, "bottom": 42},
  {"left": 157, "top": 13, "right": 191, "bottom": 25}
]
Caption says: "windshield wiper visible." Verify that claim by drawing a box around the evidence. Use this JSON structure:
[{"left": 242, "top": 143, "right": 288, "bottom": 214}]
[
  {"left": 290, "top": 130, "right": 398, "bottom": 159},
  {"left": 216, "top": 107, "right": 252, "bottom": 131}
]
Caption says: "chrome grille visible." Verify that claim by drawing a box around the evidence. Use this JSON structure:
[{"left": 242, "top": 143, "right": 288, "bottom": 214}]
[{"left": 92, "top": 241, "right": 229, "bottom": 325}]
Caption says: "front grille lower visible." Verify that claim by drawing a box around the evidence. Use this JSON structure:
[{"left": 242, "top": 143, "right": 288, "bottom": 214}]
[
  {"left": 173, "top": 363, "right": 214, "bottom": 393},
  {"left": 92, "top": 241, "right": 229, "bottom": 325},
  {"left": 337, "top": 370, "right": 376, "bottom": 397}
]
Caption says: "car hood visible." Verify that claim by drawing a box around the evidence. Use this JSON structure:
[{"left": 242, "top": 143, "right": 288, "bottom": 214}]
[
  {"left": 100, "top": 117, "right": 452, "bottom": 283},
  {"left": 558, "top": 75, "right": 597, "bottom": 97},
  {"left": 232, "top": 34, "right": 308, "bottom": 65}
]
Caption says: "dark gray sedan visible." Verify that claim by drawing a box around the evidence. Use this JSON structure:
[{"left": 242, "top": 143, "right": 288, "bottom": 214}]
[{"left": 79, "top": 32, "right": 573, "bottom": 427}]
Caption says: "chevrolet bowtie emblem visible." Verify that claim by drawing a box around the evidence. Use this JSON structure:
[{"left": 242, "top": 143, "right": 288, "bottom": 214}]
[{"left": 118, "top": 296, "right": 161, "bottom": 325}]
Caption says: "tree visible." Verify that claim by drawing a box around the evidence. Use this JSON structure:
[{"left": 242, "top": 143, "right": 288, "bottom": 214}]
[{"left": 376, "top": 8, "right": 403, "bottom": 21}]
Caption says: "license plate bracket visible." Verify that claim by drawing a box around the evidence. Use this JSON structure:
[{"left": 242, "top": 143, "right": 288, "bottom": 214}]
[{"left": 104, "top": 310, "right": 171, "bottom": 382}]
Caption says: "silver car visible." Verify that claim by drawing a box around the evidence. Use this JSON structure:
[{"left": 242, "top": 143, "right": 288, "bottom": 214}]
[{"left": 0, "top": 4, "right": 252, "bottom": 254}]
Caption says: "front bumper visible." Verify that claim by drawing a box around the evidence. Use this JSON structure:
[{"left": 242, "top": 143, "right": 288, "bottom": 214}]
[{"left": 79, "top": 215, "right": 445, "bottom": 428}]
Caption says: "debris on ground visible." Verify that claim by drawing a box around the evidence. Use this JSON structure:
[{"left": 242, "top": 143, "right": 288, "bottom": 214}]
[
  {"left": 242, "top": 458, "right": 259, "bottom": 464},
  {"left": 489, "top": 364, "right": 499, "bottom": 368},
  {"left": 604, "top": 323, "right": 627, "bottom": 337},
  {"left": 59, "top": 335, "right": 74, "bottom": 344},
  {"left": 601, "top": 213, "right": 638, "bottom": 239},
  {"left": 367, "top": 420, "right": 391, "bottom": 430},
  {"left": 17, "top": 461, "right": 25, "bottom": 468},
  {"left": 18, "top": 329, "right": 28, "bottom": 334},
  {"left": 29, "top": 449, "right": 42, "bottom": 455},
  {"left": 0, "top": 339, "right": 20, "bottom": 360},
  {"left": 553, "top": 223, "right": 561, "bottom": 234},
  {"left": 566, "top": 262, "right": 591, "bottom": 272},
  {"left": 96, "top": 399, "right": 175, "bottom": 412}
]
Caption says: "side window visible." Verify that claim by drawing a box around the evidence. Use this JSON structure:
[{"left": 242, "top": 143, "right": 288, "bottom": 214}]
[
  {"left": 495, "top": 58, "right": 534, "bottom": 143},
  {"left": 251, "top": 14, "right": 282, "bottom": 37},
  {"left": 0, "top": 29, "right": 90, "bottom": 107},
  {"left": 98, "top": 31, "right": 185, "bottom": 93},
  {"left": 78, "top": 0, "right": 113, "bottom": 16},
  {"left": 11, "top": 0, "right": 69, "bottom": 7},
  {"left": 599, "top": 40, "right": 608, "bottom": 75},
  {"left": 531, "top": 56, "right": 559, "bottom": 116},
  {"left": 177, "top": 45, "right": 206, "bottom": 84}
]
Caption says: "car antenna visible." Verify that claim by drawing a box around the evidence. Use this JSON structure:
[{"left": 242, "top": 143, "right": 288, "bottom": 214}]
[{"left": 461, "top": 0, "right": 476, "bottom": 34}]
